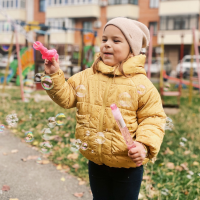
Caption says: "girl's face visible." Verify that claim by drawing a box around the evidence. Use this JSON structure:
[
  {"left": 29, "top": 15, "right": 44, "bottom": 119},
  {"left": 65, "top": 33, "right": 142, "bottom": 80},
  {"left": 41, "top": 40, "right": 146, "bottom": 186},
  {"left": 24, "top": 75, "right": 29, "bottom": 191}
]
[{"left": 100, "top": 25, "right": 131, "bottom": 66}]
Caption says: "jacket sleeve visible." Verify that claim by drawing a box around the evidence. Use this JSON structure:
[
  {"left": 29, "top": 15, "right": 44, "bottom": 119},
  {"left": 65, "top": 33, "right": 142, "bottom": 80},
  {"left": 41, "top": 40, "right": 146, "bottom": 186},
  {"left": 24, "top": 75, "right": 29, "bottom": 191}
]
[
  {"left": 135, "top": 81, "right": 166, "bottom": 160},
  {"left": 45, "top": 69, "right": 77, "bottom": 109}
]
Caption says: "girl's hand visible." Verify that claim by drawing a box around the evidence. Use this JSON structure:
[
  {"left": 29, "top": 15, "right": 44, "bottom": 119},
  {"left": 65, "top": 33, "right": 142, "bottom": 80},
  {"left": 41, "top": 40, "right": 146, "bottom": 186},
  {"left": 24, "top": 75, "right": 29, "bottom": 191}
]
[
  {"left": 44, "top": 57, "right": 60, "bottom": 75},
  {"left": 128, "top": 142, "right": 147, "bottom": 167}
]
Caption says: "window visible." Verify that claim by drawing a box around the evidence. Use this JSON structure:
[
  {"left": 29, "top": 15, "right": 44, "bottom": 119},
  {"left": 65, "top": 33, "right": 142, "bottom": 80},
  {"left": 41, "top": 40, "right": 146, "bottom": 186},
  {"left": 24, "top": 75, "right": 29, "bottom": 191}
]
[
  {"left": 2, "top": 1, "right": 5, "bottom": 7},
  {"left": 16, "top": 0, "right": 18, "bottom": 7},
  {"left": 174, "top": 18, "right": 185, "bottom": 30},
  {"left": 108, "top": 0, "right": 138, "bottom": 5},
  {"left": 65, "top": 0, "right": 68, "bottom": 3},
  {"left": 20, "top": 0, "right": 26, "bottom": 8},
  {"left": 39, "top": 0, "right": 46, "bottom": 12},
  {"left": 83, "top": 21, "right": 92, "bottom": 32},
  {"left": 149, "top": 22, "right": 158, "bottom": 35},
  {"left": 160, "top": 15, "right": 198, "bottom": 30},
  {"left": 149, "top": 0, "right": 159, "bottom": 8},
  {"left": 59, "top": 0, "right": 62, "bottom": 3},
  {"left": 48, "top": 0, "right": 51, "bottom": 5},
  {"left": 10, "top": 0, "right": 13, "bottom": 7},
  {"left": 54, "top": 0, "right": 56, "bottom": 4}
]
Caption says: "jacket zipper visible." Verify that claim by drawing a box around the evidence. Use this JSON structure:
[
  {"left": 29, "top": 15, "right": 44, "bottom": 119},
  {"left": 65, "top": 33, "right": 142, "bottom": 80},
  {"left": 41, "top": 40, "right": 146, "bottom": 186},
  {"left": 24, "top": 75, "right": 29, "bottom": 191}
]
[{"left": 98, "top": 77, "right": 112, "bottom": 163}]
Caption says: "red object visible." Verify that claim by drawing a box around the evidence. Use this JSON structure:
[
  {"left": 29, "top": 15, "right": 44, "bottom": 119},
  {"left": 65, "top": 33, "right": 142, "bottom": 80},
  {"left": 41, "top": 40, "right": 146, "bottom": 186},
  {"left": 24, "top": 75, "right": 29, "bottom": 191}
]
[
  {"left": 33, "top": 41, "right": 59, "bottom": 61},
  {"left": 36, "top": 83, "right": 44, "bottom": 90},
  {"left": 15, "top": 27, "right": 24, "bottom": 101},
  {"left": 192, "top": 28, "right": 200, "bottom": 93},
  {"left": 147, "top": 26, "right": 153, "bottom": 79}
]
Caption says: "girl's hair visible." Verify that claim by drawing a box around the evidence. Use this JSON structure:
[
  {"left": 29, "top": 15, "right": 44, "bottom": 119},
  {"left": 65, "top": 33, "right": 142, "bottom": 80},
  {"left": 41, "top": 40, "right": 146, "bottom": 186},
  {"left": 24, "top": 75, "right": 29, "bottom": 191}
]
[{"left": 92, "top": 54, "right": 133, "bottom": 78}]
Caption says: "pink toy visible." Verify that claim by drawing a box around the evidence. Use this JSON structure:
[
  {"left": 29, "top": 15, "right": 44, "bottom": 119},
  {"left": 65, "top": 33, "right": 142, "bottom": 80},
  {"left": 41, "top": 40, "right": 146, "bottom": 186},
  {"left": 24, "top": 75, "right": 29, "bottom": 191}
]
[
  {"left": 33, "top": 41, "right": 59, "bottom": 61},
  {"left": 110, "top": 104, "right": 136, "bottom": 150}
]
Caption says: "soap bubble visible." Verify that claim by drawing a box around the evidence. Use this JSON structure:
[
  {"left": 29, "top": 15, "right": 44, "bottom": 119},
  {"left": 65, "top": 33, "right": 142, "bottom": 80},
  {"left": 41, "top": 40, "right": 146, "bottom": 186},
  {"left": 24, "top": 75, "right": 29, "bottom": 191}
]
[
  {"left": 40, "top": 141, "right": 53, "bottom": 154},
  {"left": 35, "top": 73, "right": 42, "bottom": 82},
  {"left": 48, "top": 122, "right": 56, "bottom": 128},
  {"left": 137, "top": 85, "right": 146, "bottom": 95},
  {"left": 23, "top": 79, "right": 35, "bottom": 93},
  {"left": 41, "top": 128, "right": 52, "bottom": 134},
  {"left": 0, "top": 124, "right": 5, "bottom": 132},
  {"left": 81, "top": 142, "right": 88, "bottom": 151},
  {"left": 86, "top": 130, "right": 90, "bottom": 136},
  {"left": 42, "top": 134, "right": 51, "bottom": 141},
  {"left": 70, "top": 139, "right": 82, "bottom": 152},
  {"left": 95, "top": 132, "right": 105, "bottom": 144},
  {"left": 55, "top": 113, "right": 67, "bottom": 126},
  {"left": 36, "top": 157, "right": 42, "bottom": 164},
  {"left": 75, "top": 85, "right": 86, "bottom": 97},
  {"left": 6, "top": 114, "right": 18, "bottom": 127},
  {"left": 25, "top": 131, "right": 34, "bottom": 142},
  {"left": 165, "top": 117, "right": 174, "bottom": 131},
  {"left": 119, "top": 92, "right": 132, "bottom": 107},
  {"left": 41, "top": 75, "right": 54, "bottom": 90}
]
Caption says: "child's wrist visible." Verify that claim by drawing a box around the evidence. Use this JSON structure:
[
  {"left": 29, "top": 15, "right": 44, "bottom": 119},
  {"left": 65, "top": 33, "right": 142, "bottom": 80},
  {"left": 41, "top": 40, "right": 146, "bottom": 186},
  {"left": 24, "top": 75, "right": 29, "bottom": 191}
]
[{"left": 138, "top": 142, "right": 148, "bottom": 158}]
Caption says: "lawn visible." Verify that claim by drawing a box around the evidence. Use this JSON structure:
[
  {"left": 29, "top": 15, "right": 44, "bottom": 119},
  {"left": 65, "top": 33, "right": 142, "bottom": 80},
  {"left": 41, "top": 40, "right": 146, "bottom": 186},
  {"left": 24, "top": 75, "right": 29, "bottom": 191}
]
[{"left": 0, "top": 85, "right": 200, "bottom": 200}]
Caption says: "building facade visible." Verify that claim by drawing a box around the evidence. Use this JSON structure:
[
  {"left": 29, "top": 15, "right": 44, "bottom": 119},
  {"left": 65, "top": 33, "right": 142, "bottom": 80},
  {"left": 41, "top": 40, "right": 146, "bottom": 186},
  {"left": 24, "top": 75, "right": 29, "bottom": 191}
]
[{"left": 0, "top": 0, "right": 199, "bottom": 69}]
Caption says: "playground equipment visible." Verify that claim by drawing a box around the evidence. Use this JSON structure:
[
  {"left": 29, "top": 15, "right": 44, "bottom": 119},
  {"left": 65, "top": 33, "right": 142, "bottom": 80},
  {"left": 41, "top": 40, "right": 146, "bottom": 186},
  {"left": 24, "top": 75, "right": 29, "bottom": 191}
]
[{"left": 159, "top": 35, "right": 181, "bottom": 108}]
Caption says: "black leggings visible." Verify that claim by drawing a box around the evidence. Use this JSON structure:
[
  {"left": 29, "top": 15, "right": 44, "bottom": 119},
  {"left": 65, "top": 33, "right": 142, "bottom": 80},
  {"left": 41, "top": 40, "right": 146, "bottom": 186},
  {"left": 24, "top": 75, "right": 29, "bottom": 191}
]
[{"left": 88, "top": 161, "right": 143, "bottom": 200}]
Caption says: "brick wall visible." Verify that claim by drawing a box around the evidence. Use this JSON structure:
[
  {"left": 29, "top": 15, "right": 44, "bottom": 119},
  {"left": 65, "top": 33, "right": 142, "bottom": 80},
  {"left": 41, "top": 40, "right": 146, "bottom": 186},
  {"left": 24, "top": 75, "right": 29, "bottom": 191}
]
[{"left": 139, "top": 0, "right": 159, "bottom": 47}]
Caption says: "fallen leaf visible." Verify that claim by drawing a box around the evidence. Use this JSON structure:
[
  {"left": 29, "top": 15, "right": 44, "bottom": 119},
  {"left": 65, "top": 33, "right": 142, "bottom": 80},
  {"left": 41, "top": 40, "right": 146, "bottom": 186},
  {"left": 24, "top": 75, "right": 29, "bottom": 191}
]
[
  {"left": 193, "top": 161, "right": 199, "bottom": 166},
  {"left": 166, "top": 172, "right": 174, "bottom": 175},
  {"left": 191, "top": 154, "right": 198, "bottom": 158},
  {"left": 167, "top": 141, "right": 172, "bottom": 145},
  {"left": 56, "top": 157, "right": 64, "bottom": 161},
  {"left": 67, "top": 153, "right": 79, "bottom": 160},
  {"left": 11, "top": 129, "right": 17, "bottom": 133},
  {"left": 70, "top": 138, "right": 76, "bottom": 143},
  {"left": 26, "top": 155, "right": 39, "bottom": 160},
  {"left": 138, "top": 193, "right": 144, "bottom": 199},
  {"left": 2, "top": 185, "right": 10, "bottom": 191},
  {"left": 74, "top": 192, "right": 84, "bottom": 198},
  {"left": 33, "top": 141, "right": 39, "bottom": 146},
  {"left": 11, "top": 149, "right": 18, "bottom": 153},
  {"left": 184, "top": 150, "right": 190, "bottom": 155},
  {"left": 164, "top": 147, "right": 174, "bottom": 155},
  {"left": 72, "top": 163, "right": 80, "bottom": 172},
  {"left": 41, "top": 160, "right": 49, "bottom": 165},
  {"left": 79, "top": 181, "right": 86, "bottom": 185},
  {"left": 40, "top": 108, "right": 45, "bottom": 113},
  {"left": 62, "top": 165, "right": 70, "bottom": 172},
  {"left": 175, "top": 166, "right": 183, "bottom": 171},
  {"left": 56, "top": 164, "right": 63, "bottom": 170},
  {"left": 166, "top": 162, "right": 175, "bottom": 169},
  {"left": 184, "top": 190, "right": 189, "bottom": 195},
  {"left": 21, "top": 158, "right": 27, "bottom": 162},
  {"left": 9, "top": 199, "right": 19, "bottom": 200},
  {"left": 180, "top": 163, "right": 189, "bottom": 171},
  {"left": 60, "top": 177, "right": 65, "bottom": 182},
  {"left": 64, "top": 133, "right": 70, "bottom": 137},
  {"left": 3, "top": 152, "right": 8, "bottom": 155},
  {"left": 142, "top": 175, "right": 151, "bottom": 180}
]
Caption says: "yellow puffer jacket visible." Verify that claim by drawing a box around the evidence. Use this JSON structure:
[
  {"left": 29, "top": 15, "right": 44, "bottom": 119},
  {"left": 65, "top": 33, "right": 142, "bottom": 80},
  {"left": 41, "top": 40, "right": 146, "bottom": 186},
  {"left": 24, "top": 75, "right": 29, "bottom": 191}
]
[{"left": 46, "top": 54, "right": 166, "bottom": 168}]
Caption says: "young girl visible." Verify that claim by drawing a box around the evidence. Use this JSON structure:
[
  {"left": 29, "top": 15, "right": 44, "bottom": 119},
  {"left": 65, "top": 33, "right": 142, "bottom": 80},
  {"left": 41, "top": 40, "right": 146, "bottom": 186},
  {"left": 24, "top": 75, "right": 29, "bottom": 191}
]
[{"left": 44, "top": 17, "right": 166, "bottom": 200}]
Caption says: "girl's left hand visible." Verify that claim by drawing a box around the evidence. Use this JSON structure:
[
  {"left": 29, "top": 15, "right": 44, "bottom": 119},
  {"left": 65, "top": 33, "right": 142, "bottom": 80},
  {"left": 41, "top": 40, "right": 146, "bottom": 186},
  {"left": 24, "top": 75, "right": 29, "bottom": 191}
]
[{"left": 128, "top": 142, "right": 147, "bottom": 167}]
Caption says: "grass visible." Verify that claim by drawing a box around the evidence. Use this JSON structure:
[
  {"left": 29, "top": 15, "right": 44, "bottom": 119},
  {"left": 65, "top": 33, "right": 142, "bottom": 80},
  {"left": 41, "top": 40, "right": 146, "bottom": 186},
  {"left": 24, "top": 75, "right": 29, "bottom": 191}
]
[{"left": 0, "top": 85, "right": 200, "bottom": 199}]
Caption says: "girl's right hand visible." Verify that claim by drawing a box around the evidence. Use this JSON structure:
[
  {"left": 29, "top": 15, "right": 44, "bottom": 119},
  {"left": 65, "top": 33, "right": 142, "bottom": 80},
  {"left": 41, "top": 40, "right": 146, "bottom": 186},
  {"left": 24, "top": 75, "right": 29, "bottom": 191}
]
[{"left": 44, "top": 57, "right": 60, "bottom": 75}]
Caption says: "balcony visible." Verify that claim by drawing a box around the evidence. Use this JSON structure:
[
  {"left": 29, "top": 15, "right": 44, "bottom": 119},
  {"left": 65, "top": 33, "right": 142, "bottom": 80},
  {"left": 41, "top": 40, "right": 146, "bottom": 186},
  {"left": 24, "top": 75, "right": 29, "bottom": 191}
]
[
  {"left": 46, "top": 2, "right": 100, "bottom": 19},
  {"left": 0, "top": 9, "right": 26, "bottom": 21},
  {"left": 157, "top": 29, "right": 199, "bottom": 45},
  {"left": 0, "top": 32, "right": 25, "bottom": 45},
  {"left": 107, "top": 4, "right": 139, "bottom": 19},
  {"left": 159, "top": 0, "right": 200, "bottom": 16}
]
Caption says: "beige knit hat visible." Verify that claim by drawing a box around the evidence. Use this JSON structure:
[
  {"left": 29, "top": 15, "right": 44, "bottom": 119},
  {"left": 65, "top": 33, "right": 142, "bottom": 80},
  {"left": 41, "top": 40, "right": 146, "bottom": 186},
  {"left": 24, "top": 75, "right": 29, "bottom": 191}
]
[{"left": 104, "top": 17, "right": 150, "bottom": 56}]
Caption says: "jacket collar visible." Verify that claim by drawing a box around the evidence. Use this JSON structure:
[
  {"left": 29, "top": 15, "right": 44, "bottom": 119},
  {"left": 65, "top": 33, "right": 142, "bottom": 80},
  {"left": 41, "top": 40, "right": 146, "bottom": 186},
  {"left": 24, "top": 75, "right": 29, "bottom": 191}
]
[{"left": 96, "top": 54, "right": 147, "bottom": 76}]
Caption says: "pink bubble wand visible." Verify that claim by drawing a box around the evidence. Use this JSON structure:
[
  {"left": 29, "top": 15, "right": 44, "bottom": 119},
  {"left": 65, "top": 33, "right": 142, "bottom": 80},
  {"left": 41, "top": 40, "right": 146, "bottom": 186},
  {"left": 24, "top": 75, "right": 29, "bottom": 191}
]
[
  {"left": 110, "top": 104, "right": 136, "bottom": 150},
  {"left": 33, "top": 41, "right": 59, "bottom": 61}
]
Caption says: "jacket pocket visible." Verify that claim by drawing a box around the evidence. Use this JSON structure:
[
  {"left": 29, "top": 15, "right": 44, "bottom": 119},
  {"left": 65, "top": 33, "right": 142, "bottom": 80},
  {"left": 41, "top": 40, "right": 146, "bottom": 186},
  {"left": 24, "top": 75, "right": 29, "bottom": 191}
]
[
  {"left": 76, "top": 113, "right": 90, "bottom": 128},
  {"left": 111, "top": 131, "right": 129, "bottom": 155}
]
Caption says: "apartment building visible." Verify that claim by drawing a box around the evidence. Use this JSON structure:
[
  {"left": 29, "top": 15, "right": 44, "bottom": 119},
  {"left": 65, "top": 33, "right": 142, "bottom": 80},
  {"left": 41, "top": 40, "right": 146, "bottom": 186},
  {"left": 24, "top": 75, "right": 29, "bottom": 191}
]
[
  {"left": 158, "top": 0, "right": 200, "bottom": 68},
  {"left": 1, "top": 0, "right": 198, "bottom": 69}
]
